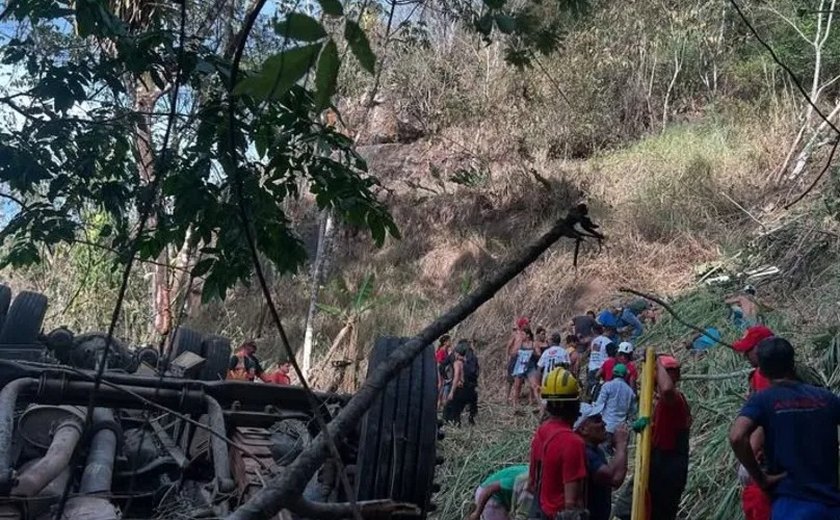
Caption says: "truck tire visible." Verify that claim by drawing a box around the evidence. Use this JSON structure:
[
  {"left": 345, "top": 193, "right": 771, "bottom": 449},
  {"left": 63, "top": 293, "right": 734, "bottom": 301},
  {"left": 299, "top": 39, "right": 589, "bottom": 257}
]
[
  {"left": 200, "top": 335, "right": 231, "bottom": 381},
  {"left": 0, "top": 291, "right": 48, "bottom": 345},
  {"left": 0, "top": 285, "right": 11, "bottom": 331},
  {"left": 356, "top": 336, "right": 437, "bottom": 518},
  {"left": 171, "top": 326, "right": 203, "bottom": 358}
]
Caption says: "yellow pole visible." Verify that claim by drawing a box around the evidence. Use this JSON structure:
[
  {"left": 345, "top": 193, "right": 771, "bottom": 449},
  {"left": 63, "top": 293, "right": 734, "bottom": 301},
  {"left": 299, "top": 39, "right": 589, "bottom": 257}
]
[{"left": 632, "top": 346, "right": 656, "bottom": 520}]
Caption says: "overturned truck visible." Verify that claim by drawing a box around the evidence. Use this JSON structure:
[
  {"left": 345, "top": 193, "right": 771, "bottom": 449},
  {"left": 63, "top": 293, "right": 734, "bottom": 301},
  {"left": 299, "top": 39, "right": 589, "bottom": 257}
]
[{"left": 0, "top": 288, "right": 440, "bottom": 519}]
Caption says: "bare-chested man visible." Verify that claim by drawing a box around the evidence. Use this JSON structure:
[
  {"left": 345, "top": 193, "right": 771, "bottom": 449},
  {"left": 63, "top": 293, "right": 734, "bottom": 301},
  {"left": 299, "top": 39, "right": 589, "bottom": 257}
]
[
  {"left": 506, "top": 317, "right": 529, "bottom": 394},
  {"left": 725, "top": 285, "right": 759, "bottom": 331}
]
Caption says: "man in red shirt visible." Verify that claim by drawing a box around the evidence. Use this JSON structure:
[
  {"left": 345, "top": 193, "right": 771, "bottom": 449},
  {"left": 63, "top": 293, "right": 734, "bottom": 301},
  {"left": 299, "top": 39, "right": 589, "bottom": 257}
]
[
  {"left": 732, "top": 325, "right": 775, "bottom": 520},
  {"left": 648, "top": 355, "right": 691, "bottom": 520},
  {"left": 265, "top": 360, "right": 292, "bottom": 385},
  {"left": 528, "top": 368, "right": 587, "bottom": 519},
  {"left": 599, "top": 342, "right": 638, "bottom": 388}
]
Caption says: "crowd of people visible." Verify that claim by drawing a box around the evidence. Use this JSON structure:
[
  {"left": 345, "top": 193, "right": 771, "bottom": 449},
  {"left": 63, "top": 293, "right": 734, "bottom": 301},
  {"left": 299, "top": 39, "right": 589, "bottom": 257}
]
[{"left": 464, "top": 296, "right": 840, "bottom": 520}]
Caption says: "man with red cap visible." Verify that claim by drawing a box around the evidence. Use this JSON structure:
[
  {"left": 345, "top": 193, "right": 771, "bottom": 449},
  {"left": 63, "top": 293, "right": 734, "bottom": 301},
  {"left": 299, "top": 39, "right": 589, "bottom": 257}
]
[
  {"left": 732, "top": 325, "right": 775, "bottom": 520},
  {"left": 733, "top": 325, "right": 775, "bottom": 392},
  {"left": 614, "top": 354, "right": 691, "bottom": 520}
]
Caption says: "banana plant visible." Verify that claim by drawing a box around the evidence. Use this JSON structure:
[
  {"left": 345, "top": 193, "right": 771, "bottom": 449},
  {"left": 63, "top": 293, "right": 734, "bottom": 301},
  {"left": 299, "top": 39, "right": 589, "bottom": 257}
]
[{"left": 314, "top": 273, "right": 385, "bottom": 392}]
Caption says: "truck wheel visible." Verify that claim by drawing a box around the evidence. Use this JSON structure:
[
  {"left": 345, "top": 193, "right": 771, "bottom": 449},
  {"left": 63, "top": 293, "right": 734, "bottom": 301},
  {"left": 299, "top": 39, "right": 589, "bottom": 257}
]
[
  {"left": 0, "top": 291, "right": 48, "bottom": 345},
  {"left": 171, "top": 326, "right": 203, "bottom": 358},
  {"left": 199, "top": 335, "right": 231, "bottom": 381},
  {"left": 356, "top": 336, "right": 437, "bottom": 518},
  {"left": 0, "top": 285, "right": 11, "bottom": 331}
]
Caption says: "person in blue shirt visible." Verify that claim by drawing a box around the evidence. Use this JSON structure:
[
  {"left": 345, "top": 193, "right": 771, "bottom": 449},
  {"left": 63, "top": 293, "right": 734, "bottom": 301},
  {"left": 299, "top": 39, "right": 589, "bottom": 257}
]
[
  {"left": 597, "top": 305, "right": 637, "bottom": 340},
  {"left": 595, "top": 364, "right": 636, "bottom": 451},
  {"left": 729, "top": 336, "right": 840, "bottom": 520},
  {"left": 573, "top": 403, "right": 630, "bottom": 520},
  {"left": 596, "top": 307, "right": 622, "bottom": 329},
  {"left": 619, "top": 307, "right": 644, "bottom": 338}
]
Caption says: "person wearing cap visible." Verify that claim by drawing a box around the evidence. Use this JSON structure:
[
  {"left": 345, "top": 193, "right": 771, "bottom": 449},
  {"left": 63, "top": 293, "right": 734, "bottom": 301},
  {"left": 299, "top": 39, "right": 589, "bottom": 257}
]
[
  {"left": 649, "top": 355, "right": 691, "bottom": 520},
  {"left": 616, "top": 355, "right": 692, "bottom": 520},
  {"left": 227, "top": 340, "right": 267, "bottom": 382},
  {"left": 733, "top": 325, "right": 775, "bottom": 392},
  {"left": 528, "top": 368, "right": 587, "bottom": 520},
  {"left": 599, "top": 342, "right": 638, "bottom": 388},
  {"left": 469, "top": 465, "right": 529, "bottom": 520},
  {"left": 595, "top": 363, "right": 635, "bottom": 450},
  {"left": 506, "top": 317, "right": 530, "bottom": 394},
  {"left": 732, "top": 325, "right": 775, "bottom": 520},
  {"left": 730, "top": 337, "right": 840, "bottom": 520},
  {"left": 574, "top": 403, "right": 630, "bottom": 520}
]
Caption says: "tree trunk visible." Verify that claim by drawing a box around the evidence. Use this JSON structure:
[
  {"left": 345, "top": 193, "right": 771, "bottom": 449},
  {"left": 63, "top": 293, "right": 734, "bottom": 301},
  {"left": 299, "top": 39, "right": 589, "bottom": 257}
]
[
  {"left": 133, "top": 81, "right": 172, "bottom": 338},
  {"left": 301, "top": 211, "right": 334, "bottom": 378},
  {"left": 787, "top": 101, "right": 840, "bottom": 181},
  {"left": 309, "top": 321, "right": 352, "bottom": 390}
]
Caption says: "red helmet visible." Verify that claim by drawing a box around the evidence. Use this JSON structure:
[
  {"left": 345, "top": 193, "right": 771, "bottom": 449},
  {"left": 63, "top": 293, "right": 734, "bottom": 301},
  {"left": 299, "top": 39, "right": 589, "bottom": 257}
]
[{"left": 516, "top": 317, "right": 530, "bottom": 329}]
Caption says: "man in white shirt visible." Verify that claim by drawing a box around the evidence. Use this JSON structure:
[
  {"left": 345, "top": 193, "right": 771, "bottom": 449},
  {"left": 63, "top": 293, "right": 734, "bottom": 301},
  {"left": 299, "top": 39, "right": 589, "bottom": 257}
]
[
  {"left": 538, "top": 332, "right": 571, "bottom": 384},
  {"left": 588, "top": 324, "right": 612, "bottom": 399},
  {"left": 595, "top": 364, "right": 636, "bottom": 450}
]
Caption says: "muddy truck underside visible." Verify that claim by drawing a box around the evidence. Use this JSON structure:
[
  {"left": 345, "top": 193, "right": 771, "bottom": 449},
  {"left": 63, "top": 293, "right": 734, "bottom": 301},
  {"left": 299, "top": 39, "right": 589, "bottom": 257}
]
[{"left": 0, "top": 288, "right": 440, "bottom": 519}]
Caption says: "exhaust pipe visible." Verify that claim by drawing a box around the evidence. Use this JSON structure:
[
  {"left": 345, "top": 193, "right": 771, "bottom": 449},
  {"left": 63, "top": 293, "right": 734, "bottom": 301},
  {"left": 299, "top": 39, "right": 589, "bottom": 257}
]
[
  {"left": 12, "top": 418, "right": 83, "bottom": 496},
  {"left": 0, "top": 378, "right": 38, "bottom": 492},
  {"left": 79, "top": 409, "right": 118, "bottom": 495}
]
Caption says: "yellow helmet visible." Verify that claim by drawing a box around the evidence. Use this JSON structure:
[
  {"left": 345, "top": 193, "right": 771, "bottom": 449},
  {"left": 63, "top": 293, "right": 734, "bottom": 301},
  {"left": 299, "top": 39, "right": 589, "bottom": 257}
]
[{"left": 541, "top": 368, "right": 580, "bottom": 401}]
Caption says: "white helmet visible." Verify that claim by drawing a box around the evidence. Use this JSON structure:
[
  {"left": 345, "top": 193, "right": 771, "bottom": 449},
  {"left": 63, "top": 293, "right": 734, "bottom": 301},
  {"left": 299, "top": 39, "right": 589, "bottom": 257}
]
[{"left": 618, "top": 342, "right": 634, "bottom": 354}]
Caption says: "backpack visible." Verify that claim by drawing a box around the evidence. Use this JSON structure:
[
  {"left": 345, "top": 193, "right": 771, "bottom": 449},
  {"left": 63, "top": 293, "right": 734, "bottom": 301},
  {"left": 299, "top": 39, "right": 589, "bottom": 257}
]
[{"left": 464, "top": 350, "right": 480, "bottom": 384}]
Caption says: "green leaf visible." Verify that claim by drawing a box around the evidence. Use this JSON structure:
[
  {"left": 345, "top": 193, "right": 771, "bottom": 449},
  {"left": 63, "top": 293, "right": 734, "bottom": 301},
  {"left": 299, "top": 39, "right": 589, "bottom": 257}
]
[
  {"left": 234, "top": 43, "right": 322, "bottom": 100},
  {"left": 191, "top": 258, "right": 214, "bottom": 277},
  {"left": 344, "top": 21, "right": 375, "bottom": 74},
  {"left": 353, "top": 273, "right": 375, "bottom": 311},
  {"left": 316, "top": 303, "right": 344, "bottom": 316},
  {"left": 318, "top": 0, "right": 344, "bottom": 16},
  {"left": 315, "top": 40, "right": 340, "bottom": 110},
  {"left": 274, "top": 13, "right": 327, "bottom": 42},
  {"left": 495, "top": 13, "right": 515, "bottom": 34}
]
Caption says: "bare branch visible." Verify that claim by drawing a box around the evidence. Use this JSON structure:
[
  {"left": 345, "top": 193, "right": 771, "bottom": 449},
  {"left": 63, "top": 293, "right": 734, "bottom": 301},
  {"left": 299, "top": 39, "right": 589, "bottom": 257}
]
[{"left": 784, "top": 137, "right": 840, "bottom": 209}]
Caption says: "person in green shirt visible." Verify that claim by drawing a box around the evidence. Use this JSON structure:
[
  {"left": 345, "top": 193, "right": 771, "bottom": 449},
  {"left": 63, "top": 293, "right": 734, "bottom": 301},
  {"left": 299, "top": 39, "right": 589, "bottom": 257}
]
[{"left": 470, "top": 465, "right": 529, "bottom": 520}]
